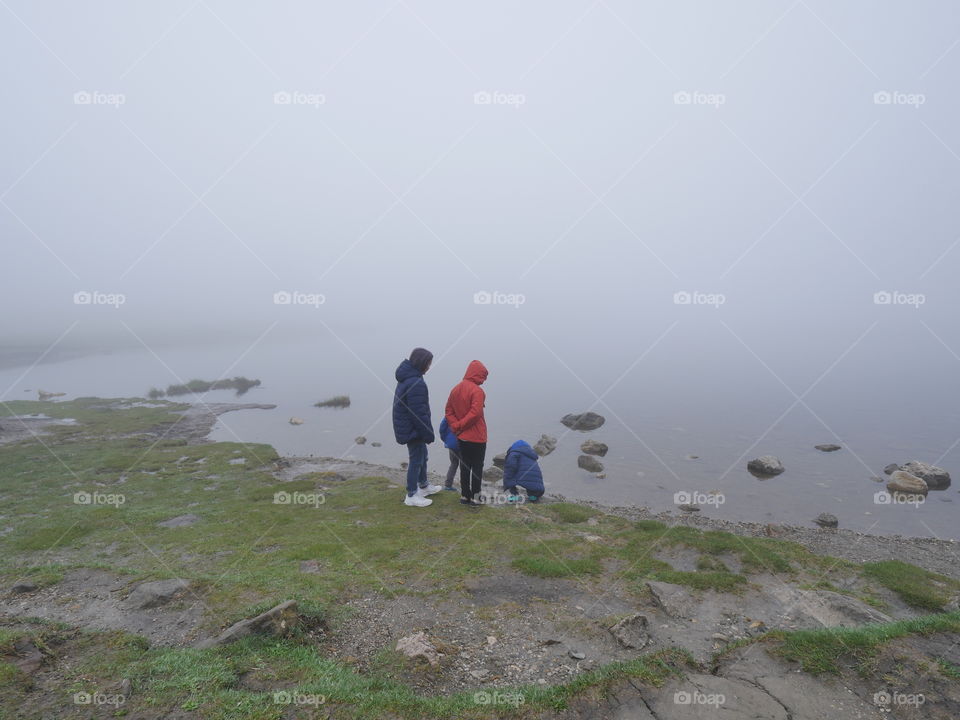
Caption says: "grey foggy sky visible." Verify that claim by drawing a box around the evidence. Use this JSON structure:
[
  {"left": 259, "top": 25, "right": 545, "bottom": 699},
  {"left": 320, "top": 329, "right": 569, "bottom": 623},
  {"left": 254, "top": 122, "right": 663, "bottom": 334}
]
[{"left": 2, "top": 0, "right": 959, "bottom": 391}]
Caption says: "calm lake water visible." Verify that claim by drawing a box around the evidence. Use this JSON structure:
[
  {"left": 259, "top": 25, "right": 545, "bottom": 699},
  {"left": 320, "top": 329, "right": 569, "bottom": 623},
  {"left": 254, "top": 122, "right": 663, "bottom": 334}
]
[{"left": 2, "top": 327, "right": 957, "bottom": 540}]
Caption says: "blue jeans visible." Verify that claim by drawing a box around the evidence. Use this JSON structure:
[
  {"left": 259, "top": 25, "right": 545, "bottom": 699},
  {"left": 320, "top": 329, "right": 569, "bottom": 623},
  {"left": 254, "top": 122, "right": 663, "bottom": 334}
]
[{"left": 406, "top": 441, "right": 428, "bottom": 496}]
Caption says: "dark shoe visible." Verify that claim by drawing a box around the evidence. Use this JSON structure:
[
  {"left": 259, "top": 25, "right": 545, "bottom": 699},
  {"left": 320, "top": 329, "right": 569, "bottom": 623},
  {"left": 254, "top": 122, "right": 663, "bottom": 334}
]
[{"left": 460, "top": 498, "right": 481, "bottom": 507}]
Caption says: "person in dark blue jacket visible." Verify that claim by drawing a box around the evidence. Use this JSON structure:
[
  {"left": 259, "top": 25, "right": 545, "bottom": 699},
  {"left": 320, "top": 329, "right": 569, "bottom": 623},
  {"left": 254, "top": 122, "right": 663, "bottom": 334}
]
[
  {"left": 392, "top": 348, "right": 439, "bottom": 507},
  {"left": 502, "top": 439, "right": 545, "bottom": 502},
  {"left": 438, "top": 418, "right": 461, "bottom": 491}
]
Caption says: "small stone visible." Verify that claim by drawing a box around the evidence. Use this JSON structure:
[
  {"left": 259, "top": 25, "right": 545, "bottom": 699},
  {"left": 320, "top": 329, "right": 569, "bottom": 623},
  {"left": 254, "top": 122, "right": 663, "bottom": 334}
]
[
  {"left": 577, "top": 455, "right": 604, "bottom": 473},
  {"left": 10, "top": 581, "right": 38, "bottom": 594},
  {"left": 371, "top": 442, "right": 382, "bottom": 447},
  {"left": 568, "top": 649, "right": 585, "bottom": 660},
  {"left": 814, "top": 513, "right": 838, "bottom": 528},
  {"left": 815, "top": 444, "right": 842, "bottom": 452},
  {"left": 747, "top": 456, "right": 784, "bottom": 477},
  {"left": 396, "top": 631, "right": 442, "bottom": 666},
  {"left": 486, "top": 636, "right": 497, "bottom": 646},
  {"left": 354, "top": 436, "right": 367, "bottom": 445},
  {"left": 492, "top": 453, "right": 507, "bottom": 468},
  {"left": 533, "top": 434, "right": 558, "bottom": 457},
  {"left": 883, "top": 463, "right": 900, "bottom": 475},
  {"left": 288, "top": 417, "right": 304, "bottom": 425},
  {"left": 561, "top": 412, "right": 605, "bottom": 431},
  {"left": 678, "top": 504, "right": 701, "bottom": 512},
  {"left": 712, "top": 633, "right": 729, "bottom": 642},
  {"left": 580, "top": 440, "right": 608, "bottom": 457}
]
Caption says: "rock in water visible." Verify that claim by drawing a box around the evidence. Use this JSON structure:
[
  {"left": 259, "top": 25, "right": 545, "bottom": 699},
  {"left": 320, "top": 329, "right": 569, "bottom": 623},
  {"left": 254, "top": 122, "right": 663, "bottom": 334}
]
[
  {"left": 815, "top": 444, "right": 842, "bottom": 452},
  {"left": 492, "top": 453, "right": 507, "bottom": 468},
  {"left": 608, "top": 613, "right": 650, "bottom": 649},
  {"left": 123, "top": 579, "right": 191, "bottom": 609},
  {"left": 887, "top": 470, "right": 928, "bottom": 495},
  {"left": 898, "top": 461, "right": 951, "bottom": 490},
  {"left": 747, "top": 455, "right": 784, "bottom": 477},
  {"left": 482, "top": 466, "right": 503, "bottom": 481},
  {"left": 533, "top": 434, "right": 557, "bottom": 456},
  {"left": 580, "top": 440, "right": 608, "bottom": 457},
  {"left": 578, "top": 455, "right": 604, "bottom": 473},
  {"left": 561, "top": 412, "right": 605, "bottom": 431},
  {"left": 814, "top": 513, "right": 838, "bottom": 528},
  {"left": 354, "top": 436, "right": 366, "bottom": 445},
  {"left": 288, "top": 417, "right": 304, "bottom": 426},
  {"left": 195, "top": 600, "right": 298, "bottom": 649},
  {"left": 396, "top": 631, "right": 441, "bottom": 666},
  {"left": 37, "top": 390, "right": 65, "bottom": 401},
  {"left": 371, "top": 441, "right": 381, "bottom": 447},
  {"left": 883, "top": 463, "right": 900, "bottom": 475}
]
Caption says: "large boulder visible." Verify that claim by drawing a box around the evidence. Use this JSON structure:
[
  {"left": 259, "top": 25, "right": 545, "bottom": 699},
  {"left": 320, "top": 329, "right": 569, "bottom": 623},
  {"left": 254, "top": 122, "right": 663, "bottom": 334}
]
[
  {"left": 747, "top": 456, "right": 784, "bottom": 477},
  {"left": 561, "top": 412, "right": 605, "bottom": 431},
  {"left": 195, "top": 600, "right": 298, "bottom": 649},
  {"left": 533, "top": 434, "right": 557, "bottom": 457},
  {"left": 577, "top": 455, "right": 604, "bottom": 473},
  {"left": 580, "top": 440, "right": 608, "bottom": 457},
  {"left": 123, "top": 579, "right": 191, "bottom": 609},
  {"left": 887, "top": 470, "right": 928, "bottom": 495},
  {"left": 898, "top": 461, "right": 951, "bottom": 490},
  {"left": 396, "top": 631, "right": 441, "bottom": 666}
]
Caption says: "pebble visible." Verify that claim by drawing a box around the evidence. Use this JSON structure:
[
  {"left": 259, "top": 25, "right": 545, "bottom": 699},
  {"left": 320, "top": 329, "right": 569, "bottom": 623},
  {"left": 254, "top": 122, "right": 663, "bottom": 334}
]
[{"left": 568, "top": 650, "right": 585, "bottom": 660}]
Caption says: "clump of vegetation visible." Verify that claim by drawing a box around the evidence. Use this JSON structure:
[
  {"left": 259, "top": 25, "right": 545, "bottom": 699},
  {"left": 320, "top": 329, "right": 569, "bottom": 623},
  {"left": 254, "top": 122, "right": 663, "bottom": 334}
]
[
  {"left": 773, "top": 611, "right": 960, "bottom": 674},
  {"left": 315, "top": 395, "right": 351, "bottom": 408},
  {"left": 148, "top": 377, "right": 261, "bottom": 399},
  {"left": 547, "top": 503, "right": 599, "bottom": 524},
  {"left": 862, "top": 560, "right": 959, "bottom": 610}
]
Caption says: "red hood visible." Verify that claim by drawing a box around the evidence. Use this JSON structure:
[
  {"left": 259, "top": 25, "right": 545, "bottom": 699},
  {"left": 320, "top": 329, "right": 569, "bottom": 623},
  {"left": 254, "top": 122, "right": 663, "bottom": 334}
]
[{"left": 463, "top": 360, "right": 488, "bottom": 385}]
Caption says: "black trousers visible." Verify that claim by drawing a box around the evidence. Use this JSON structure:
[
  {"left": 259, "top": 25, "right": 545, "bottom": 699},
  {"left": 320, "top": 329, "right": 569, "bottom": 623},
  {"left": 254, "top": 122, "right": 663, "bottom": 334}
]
[{"left": 458, "top": 440, "right": 486, "bottom": 500}]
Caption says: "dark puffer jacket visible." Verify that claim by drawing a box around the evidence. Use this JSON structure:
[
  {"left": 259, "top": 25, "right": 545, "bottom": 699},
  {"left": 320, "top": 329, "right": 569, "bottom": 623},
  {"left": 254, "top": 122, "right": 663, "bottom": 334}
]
[
  {"left": 502, "top": 440, "right": 545, "bottom": 494},
  {"left": 392, "top": 359, "right": 434, "bottom": 444}
]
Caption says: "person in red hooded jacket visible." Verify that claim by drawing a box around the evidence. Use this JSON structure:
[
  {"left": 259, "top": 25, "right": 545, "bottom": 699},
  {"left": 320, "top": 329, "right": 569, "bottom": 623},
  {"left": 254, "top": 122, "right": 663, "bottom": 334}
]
[{"left": 445, "top": 360, "right": 488, "bottom": 506}]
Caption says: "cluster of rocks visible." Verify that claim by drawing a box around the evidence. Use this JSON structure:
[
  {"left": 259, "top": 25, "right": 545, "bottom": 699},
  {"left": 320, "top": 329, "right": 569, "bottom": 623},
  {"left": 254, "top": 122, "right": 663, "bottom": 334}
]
[
  {"left": 564, "top": 412, "right": 609, "bottom": 477},
  {"left": 883, "top": 460, "right": 951, "bottom": 490}
]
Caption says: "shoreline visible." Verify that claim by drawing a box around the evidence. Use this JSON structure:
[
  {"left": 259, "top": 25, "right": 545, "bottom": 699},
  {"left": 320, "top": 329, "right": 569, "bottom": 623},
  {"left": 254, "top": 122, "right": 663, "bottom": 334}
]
[{"left": 278, "top": 453, "right": 960, "bottom": 581}]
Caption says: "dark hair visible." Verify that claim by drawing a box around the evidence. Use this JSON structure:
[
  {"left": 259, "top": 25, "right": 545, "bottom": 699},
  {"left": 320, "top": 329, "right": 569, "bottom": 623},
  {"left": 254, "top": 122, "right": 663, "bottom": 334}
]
[{"left": 409, "top": 347, "right": 433, "bottom": 373}]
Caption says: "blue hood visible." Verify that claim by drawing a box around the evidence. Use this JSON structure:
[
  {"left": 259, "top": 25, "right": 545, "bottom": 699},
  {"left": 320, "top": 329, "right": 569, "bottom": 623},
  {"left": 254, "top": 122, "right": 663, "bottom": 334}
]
[
  {"left": 509, "top": 439, "right": 538, "bottom": 460},
  {"left": 395, "top": 358, "right": 421, "bottom": 383}
]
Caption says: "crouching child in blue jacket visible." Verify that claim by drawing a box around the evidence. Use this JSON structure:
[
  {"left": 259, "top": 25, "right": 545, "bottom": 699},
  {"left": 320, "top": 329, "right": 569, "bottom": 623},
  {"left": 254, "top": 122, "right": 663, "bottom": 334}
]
[
  {"left": 502, "top": 439, "right": 545, "bottom": 502},
  {"left": 438, "top": 418, "right": 461, "bottom": 491}
]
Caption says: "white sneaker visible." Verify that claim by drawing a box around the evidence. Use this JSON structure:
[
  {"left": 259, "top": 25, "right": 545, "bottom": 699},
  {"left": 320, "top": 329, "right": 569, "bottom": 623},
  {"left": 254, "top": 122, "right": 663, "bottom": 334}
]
[
  {"left": 404, "top": 494, "right": 432, "bottom": 507},
  {"left": 417, "top": 484, "right": 442, "bottom": 496}
]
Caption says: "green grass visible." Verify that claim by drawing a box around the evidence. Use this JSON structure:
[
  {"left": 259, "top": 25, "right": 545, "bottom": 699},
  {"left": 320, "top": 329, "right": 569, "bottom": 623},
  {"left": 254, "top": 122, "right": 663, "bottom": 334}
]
[
  {"left": 772, "top": 610, "right": 960, "bottom": 674},
  {"left": 862, "top": 560, "right": 960, "bottom": 610},
  {"left": 546, "top": 503, "right": 599, "bottom": 524}
]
